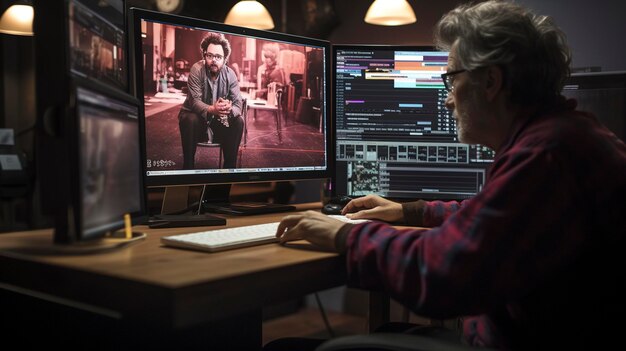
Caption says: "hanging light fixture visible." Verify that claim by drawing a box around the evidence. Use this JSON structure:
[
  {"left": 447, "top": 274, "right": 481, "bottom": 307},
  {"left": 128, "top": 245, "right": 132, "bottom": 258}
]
[
  {"left": 364, "top": 0, "right": 416, "bottom": 26},
  {"left": 0, "top": 1, "right": 34, "bottom": 36},
  {"left": 225, "top": 1, "right": 275, "bottom": 30}
]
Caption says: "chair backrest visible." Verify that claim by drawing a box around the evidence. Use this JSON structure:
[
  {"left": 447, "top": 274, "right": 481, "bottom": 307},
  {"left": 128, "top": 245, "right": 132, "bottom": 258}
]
[
  {"left": 276, "top": 90, "right": 283, "bottom": 111},
  {"left": 267, "top": 82, "right": 278, "bottom": 106},
  {"left": 241, "top": 97, "right": 248, "bottom": 118}
]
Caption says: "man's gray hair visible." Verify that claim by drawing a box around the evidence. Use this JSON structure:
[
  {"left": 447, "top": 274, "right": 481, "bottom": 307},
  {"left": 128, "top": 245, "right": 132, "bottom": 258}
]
[{"left": 435, "top": 0, "right": 571, "bottom": 106}]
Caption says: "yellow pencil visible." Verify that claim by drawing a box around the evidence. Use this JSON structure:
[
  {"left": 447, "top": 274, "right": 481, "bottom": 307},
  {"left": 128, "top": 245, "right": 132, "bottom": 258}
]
[{"left": 124, "top": 213, "right": 132, "bottom": 239}]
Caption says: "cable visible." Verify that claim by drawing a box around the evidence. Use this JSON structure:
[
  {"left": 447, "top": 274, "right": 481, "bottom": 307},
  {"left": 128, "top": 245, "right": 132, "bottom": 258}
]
[{"left": 314, "top": 292, "right": 336, "bottom": 338}]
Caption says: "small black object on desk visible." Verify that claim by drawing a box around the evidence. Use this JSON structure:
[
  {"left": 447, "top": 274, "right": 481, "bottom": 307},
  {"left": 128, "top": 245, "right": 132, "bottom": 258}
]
[
  {"left": 330, "top": 195, "right": 353, "bottom": 206},
  {"left": 322, "top": 203, "right": 343, "bottom": 215},
  {"left": 321, "top": 195, "right": 353, "bottom": 215},
  {"left": 148, "top": 214, "right": 226, "bottom": 228}
]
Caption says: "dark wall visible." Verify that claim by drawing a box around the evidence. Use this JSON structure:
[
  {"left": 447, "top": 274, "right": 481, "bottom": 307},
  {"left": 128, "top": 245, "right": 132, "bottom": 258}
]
[
  {"left": 328, "top": 0, "right": 467, "bottom": 45},
  {"left": 128, "top": 0, "right": 466, "bottom": 44},
  {"left": 518, "top": 0, "right": 626, "bottom": 71},
  {"left": 0, "top": 0, "right": 36, "bottom": 158}
]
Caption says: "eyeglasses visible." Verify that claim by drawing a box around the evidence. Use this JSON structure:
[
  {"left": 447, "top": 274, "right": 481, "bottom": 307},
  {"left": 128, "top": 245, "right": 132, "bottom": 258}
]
[
  {"left": 441, "top": 69, "right": 468, "bottom": 93},
  {"left": 205, "top": 53, "right": 224, "bottom": 62}
]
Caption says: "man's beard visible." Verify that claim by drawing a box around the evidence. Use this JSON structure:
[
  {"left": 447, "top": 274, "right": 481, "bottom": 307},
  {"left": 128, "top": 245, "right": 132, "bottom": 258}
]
[
  {"left": 455, "top": 90, "right": 487, "bottom": 145},
  {"left": 208, "top": 63, "right": 220, "bottom": 77}
]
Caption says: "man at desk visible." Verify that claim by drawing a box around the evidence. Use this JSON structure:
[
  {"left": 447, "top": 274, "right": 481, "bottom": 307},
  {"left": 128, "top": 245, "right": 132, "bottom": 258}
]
[
  {"left": 274, "top": 0, "right": 626, "bottom": 349},
  {"left": 256, "top": 42, "right": 286, "bottom": 103},
  {"left": 178, "top": 32, "right": 243, "bottom": 169}
]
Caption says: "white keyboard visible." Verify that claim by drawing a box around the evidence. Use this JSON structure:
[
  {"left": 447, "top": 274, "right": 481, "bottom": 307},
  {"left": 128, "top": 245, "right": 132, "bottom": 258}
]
[{"left": 160, "top": 215, "right": 370, "bottom": 253}]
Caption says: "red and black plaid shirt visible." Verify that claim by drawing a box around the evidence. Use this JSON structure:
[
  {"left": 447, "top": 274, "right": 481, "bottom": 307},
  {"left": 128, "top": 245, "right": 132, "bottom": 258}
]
[{"left": 339, "top": 99, "right": 626, "bottom": 349}]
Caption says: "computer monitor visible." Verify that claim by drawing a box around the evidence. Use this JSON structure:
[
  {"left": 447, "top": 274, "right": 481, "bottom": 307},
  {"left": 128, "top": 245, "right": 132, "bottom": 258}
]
[
  {"left": 332, "top": 45, "right": 495, "bottom": 201},
  {"left": 128, "top": 8, "right": 332, "bottom": 219},
  {"left": 49, "top": 79, "right": 146, "bottom": 244},
  {"left": 68, "top": 0, "right": 128, "bottom": 91},
  {"left": 34, "top": 0, "right": 129, "bottom": 216},
  {"left": 562, "top": 71, "right": 626, "bottom": 143},
  {"left": 33, "top": 77, "right": 147, "bottom": 246}
]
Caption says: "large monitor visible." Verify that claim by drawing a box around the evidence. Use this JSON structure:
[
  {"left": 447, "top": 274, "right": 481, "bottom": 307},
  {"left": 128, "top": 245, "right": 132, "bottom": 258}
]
[
  {"left": 562, "top": 71, "right": 626, "bottom": 143},
  {"left": 128, "top": 8, "right": 332, "bottom": 218},
  {"left": 332, "top": 45, "right": 495, "bottom": 201}
]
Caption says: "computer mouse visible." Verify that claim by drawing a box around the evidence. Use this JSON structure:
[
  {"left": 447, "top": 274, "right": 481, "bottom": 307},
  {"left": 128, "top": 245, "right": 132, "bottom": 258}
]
[
  {"left": 330, "top": 195, "right": 353, "bottom": 206},
  {"left": 322, "top": 203, "right": 344, "bottom": 215}
]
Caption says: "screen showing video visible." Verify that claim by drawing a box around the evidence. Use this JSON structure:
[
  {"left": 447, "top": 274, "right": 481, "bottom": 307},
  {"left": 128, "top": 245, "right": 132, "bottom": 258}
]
[{"left": 139, "top": 18, "right": 328, "bottom": 177}]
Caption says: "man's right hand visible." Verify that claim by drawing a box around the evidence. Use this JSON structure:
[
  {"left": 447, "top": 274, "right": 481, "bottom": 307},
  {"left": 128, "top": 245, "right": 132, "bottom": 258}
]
[
  {"left": 210, "top": 98, "right": 232, "bottom": 116},
  {"left": 342, "top": 194, "right": 404, "bottom": 223}
]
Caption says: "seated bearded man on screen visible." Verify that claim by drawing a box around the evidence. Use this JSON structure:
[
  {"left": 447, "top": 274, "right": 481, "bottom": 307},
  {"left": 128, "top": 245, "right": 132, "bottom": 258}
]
[{"left": 178, "top": 32, "right": 243, "bottom": 169}]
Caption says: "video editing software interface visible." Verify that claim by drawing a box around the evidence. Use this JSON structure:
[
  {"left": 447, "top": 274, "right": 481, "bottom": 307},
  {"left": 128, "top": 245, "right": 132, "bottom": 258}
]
[{"left": 334, "top": 47, "right": 495, "bottom": 200}]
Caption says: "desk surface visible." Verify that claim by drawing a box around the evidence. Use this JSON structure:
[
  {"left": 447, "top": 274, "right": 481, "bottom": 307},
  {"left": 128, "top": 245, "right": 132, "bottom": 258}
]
[{"left": 0, "top": 203, "right": 346, "bottom": 330}]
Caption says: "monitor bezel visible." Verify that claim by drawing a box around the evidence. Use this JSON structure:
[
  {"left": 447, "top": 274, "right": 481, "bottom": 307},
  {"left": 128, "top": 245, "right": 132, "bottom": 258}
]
[
  {"left": 54, "top": 77, "right": 148, "bottom": 243},
  {"left": 128, "top": 7, "right": 334, "bottom": 188}
]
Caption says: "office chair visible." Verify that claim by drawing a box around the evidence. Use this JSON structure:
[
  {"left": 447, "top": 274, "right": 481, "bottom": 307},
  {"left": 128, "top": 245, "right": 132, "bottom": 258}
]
[
  {"left": 196, "top": 132, "right": 223, "bottom": 168},
  {"left": 248, "top": 89, "right": 283, "bottom": 144},
  {"left": 237, "top": 98, "right": 247, "bottom": 167},
  {"left": 275, "top": 89, "right": 284, "bottom": 142},
  {"left": 264, "top": 326, "right": 494, "bottom": 351},
  {"left": 315, "top": 333, "right": 492, "bottom": 351}
]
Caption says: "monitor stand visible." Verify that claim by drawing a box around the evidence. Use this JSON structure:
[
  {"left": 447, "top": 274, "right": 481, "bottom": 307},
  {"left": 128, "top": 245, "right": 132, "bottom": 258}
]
[
  {"left": 148, "top": 185, "right": 226, "bottom": 228},
  {"left": 200, "top": 184, "right": 296, "bottom": 216},
  {"left": 150, "top": 183, "right": 296, "bottom": 228}
]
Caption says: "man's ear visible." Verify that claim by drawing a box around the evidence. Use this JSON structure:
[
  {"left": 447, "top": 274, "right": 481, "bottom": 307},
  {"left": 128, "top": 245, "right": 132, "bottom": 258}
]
[{"left": 485, "top": 65, "right": 503, "bottom": 101}]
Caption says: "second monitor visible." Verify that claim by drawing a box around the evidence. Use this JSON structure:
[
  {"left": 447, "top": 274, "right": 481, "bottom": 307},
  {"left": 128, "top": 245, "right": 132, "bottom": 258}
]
[{"left": 333, "top": 45, "right": 495, "bottom": 201}]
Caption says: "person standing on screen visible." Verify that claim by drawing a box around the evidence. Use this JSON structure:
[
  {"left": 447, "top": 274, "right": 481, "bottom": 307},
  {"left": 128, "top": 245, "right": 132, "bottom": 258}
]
[
  {"left": 256, "top": 42, "right": 286, "bottom": 101},
  {"left": 178, "top": 32, "right": 243, "bottom": 169},
  {"left": 271, "top": 1, "right": 626, "bottom": 350}
]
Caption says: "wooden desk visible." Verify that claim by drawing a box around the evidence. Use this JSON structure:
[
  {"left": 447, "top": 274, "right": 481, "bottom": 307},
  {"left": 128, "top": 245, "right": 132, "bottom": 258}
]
[{"left": 0, "top": 203, "right": 348, "bottom": 349}]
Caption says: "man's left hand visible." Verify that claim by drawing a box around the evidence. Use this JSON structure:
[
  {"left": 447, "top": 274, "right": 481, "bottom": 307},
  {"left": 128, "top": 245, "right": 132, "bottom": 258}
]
[
  {"left": 216, "top": 97, "right": 232, "bottom": 115},
  {"left": 276, "top": 211, "right": 346, "bottom": 251}
]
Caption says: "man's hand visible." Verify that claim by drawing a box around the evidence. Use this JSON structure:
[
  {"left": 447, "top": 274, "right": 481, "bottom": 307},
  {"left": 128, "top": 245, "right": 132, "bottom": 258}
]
[
  {"left": 210, "top": 98, "right": 232, "bottom": 114},
  {"left": 342, "top": 194, "right": 403, "bottom": 222},
  {"left": 276, "top": 211, "right": 346, "bottom": 251},
  {"left": 210, "top": 98, "right": 232, "bottom": 126}
]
